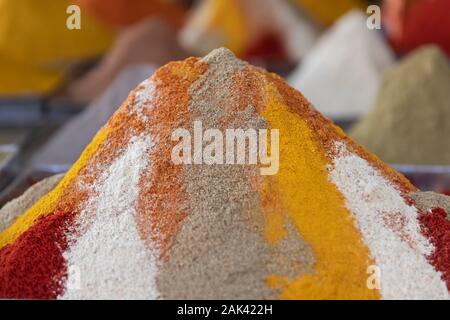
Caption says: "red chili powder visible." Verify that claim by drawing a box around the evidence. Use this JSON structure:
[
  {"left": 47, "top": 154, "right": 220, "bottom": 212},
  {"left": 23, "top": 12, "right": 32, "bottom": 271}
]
[
  {"left": 0, "top": 210, "right": 76, "bottom": 299},
  {"left": 419, "top": 207, "right": 450, "bottom": 290}
]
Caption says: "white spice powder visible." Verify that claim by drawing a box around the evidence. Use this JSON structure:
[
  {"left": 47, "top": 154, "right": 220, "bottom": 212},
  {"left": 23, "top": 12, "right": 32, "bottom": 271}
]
[
  {"left": 288, "top": 11, "right": 394, "bottom": 120},
  {"left": 329, "top": 142, "right": 449, "bottom": 300},
  {"left": 60, "top": 135, "right": 159, "bottom": 300},
  {"left": 133, "top": 78, "right": 156, "bottom": 123}
]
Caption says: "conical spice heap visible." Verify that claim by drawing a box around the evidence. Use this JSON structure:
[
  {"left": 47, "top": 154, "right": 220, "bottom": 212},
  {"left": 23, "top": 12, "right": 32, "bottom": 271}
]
[{"left": 0, "top": 48, "right": 449, "bottom": 299}]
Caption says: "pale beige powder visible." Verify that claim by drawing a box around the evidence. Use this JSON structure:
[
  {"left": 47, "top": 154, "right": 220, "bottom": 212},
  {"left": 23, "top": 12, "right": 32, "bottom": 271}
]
[
  {"left": 157, "top": 48, "right": 314, "bottom": 299},
  {"left": 411, "top": 191, "right": 450, "bottom": 220},
  {"left": 0, "top": 174, "right": 64, "bottom": 233}
]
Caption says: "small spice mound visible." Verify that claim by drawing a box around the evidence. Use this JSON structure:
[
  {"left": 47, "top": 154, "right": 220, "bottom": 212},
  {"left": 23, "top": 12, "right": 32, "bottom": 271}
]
[
  {"left": 0, "top": 174, "right": 64, "bottom": 233},
  {"left": 288, "top": 11, "right": 394, "bottom": 119},
  {"left": 351, "top": 45, "right": 450, "bottom": 165},
  {"left": 0, "top": 48, "right": 449, "bottom": 299}
]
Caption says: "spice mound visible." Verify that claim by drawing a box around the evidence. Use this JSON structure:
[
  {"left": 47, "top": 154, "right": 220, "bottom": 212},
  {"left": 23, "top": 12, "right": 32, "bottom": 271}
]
[
  {"left": 351, "top": 45, "right": 450, "bottom": 165},
  {"left": 1, "top": 48, "right": 450, "bottom": 300},
  {"left": 288, "top": 11, "right": 394, "bottom": 120}
]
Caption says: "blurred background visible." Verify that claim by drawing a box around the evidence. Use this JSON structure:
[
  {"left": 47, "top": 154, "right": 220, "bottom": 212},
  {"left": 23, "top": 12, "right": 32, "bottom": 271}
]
[{"left": 0, "top": 0, "right": 449, "bottom": 205}]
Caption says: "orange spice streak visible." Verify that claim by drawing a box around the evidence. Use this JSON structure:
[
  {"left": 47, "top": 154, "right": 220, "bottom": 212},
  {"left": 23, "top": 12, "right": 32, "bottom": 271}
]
[
  {"left": 135, "top": 58, "right": 208, "bottom": 258},
  {"left": 227, "top": 66, "right": 267, "bottom": 116}
]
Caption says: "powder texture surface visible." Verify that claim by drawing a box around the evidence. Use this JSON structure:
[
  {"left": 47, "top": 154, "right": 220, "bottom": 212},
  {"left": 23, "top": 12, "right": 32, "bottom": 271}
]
[
  {"left": 134, "top": 56, "right": 208, "bottom": 259},
  {"left": 351, "top": 46, "right": 450, "bottom": 165},
  {"left": 158, "top": 48, "right": 314, "bottom": 299},
  {"left": 61, "top": 135, "right": 158, "bottom": 299},
  {"left": 411, "top": 192, "right": 450, "bottom": 220},
  {"left": 0, "top": 210, "right": 75, "bottom": 299},
  {"left": 419, "top": 208, "right": 450, "bottom": 290},
  {"left": 288, "top": 11, "right": 394, "bottom": 119},
  {"left": 0, "top": 48, "right": 449, "bottom": 300},
  {"left": 261, "top": 86, "right": 378, "bottom": 299},
  {"left": 329, "top": 142, "right": 449, "bottom": 299},
  {"left": 0, "top": 174, "right": 64, "bottom": 233}
]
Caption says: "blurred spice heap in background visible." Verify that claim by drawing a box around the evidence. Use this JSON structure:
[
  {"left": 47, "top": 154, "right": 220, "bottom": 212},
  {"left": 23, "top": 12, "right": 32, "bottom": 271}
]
[{"left": 0, "top": 0, "right": 449, "bottom": 301}]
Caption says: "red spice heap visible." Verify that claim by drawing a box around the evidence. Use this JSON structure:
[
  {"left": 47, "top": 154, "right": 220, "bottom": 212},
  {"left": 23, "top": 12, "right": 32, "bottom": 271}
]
[
  {"left": 419, "top": 207, "right": 450, "bottom": 290},
  {"left": 0, "top": 211, "right": 75, "bottom": 299}
]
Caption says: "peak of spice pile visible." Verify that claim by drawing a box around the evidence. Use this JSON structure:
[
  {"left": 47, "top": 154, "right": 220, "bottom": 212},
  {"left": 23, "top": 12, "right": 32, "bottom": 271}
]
[
  {"left": 351, "top": 46, "right": 450, "bottom": 165},
  {"left": 1, "top": 48, "right": 450, "bottom": 300}
]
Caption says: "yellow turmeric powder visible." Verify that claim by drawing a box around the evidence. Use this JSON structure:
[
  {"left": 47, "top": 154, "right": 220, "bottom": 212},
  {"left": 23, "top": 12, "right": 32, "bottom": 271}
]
[{"left": 262, "top": 84, "right": 379, "bottom": 299}]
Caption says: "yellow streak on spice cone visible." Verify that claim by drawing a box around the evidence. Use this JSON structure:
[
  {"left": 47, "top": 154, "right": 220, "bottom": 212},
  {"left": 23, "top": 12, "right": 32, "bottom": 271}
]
[
  {"left": 0, "top": 127, "right": 111, "bottom": 249},
  {"left": 262, "top": 84, "right": 379, "bottom": 299},
  {"left": 169, "top": 61, "right": 203, "bottom": 82}
]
